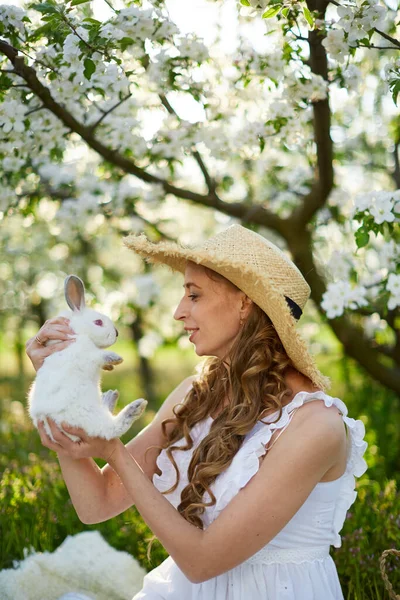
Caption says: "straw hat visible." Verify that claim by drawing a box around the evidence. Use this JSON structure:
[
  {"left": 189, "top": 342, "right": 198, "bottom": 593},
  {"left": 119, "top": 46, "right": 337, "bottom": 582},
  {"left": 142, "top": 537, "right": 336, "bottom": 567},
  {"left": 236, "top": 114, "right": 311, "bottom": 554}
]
[{"left": 123, "top": 224, "right": 330, "bottom": 391}]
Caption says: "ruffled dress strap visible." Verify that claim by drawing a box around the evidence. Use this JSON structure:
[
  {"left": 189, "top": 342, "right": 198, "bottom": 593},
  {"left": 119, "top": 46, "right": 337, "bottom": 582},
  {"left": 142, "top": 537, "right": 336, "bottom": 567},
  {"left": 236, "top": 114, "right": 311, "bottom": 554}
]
[{"left": 207, "top": 390, "right": 368, "bottom": 547}]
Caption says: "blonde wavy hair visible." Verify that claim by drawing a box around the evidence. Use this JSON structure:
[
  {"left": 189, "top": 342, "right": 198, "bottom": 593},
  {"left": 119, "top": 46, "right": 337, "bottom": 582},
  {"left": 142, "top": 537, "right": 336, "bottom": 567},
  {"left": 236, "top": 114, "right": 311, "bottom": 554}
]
[{"left": 156, "top": 267, "right": 298, "bottom": 530}]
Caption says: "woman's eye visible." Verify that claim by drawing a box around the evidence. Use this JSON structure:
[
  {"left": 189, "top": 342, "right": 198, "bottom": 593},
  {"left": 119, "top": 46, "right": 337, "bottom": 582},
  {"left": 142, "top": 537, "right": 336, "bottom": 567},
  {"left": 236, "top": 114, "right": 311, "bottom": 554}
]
[{"left": 188, "top": 294, "right": 198, "bottom": 300}]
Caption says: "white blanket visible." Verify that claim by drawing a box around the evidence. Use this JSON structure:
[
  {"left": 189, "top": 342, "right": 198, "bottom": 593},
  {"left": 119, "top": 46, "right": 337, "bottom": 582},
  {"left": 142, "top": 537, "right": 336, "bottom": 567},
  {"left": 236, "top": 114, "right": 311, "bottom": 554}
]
[{"left": 0, "top": 531, "right": 146, "bottom": 600}]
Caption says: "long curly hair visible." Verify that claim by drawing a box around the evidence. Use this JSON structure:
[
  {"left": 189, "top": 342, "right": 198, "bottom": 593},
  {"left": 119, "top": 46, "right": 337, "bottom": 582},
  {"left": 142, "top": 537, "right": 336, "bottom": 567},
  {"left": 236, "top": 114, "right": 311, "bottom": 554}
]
[{"left": 157, "top": 266, "right": 299, "bottom": 529}]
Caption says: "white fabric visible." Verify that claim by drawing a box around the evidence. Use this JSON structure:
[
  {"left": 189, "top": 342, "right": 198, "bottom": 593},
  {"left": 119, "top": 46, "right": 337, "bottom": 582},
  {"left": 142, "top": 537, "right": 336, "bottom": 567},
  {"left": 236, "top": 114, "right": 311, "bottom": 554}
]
[
  {"left": 0, "top": 531, "right": 145, "bottom": 600},
  {"left": 133, "top": 390, "right": 368, "bottom": 600}
]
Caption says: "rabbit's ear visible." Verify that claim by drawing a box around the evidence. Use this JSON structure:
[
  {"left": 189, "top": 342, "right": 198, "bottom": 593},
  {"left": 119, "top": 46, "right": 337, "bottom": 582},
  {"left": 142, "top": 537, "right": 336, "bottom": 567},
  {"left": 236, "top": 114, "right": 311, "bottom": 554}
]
[{"left": 64, "top": 275, "right": 86, "bottom": 312}]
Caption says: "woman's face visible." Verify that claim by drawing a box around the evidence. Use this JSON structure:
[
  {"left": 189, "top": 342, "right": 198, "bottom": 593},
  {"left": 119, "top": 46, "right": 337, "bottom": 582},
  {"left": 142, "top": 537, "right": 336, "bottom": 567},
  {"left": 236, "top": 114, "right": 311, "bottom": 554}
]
[{"left": 174, "top": 262, "right": 249, "bottom": 360}]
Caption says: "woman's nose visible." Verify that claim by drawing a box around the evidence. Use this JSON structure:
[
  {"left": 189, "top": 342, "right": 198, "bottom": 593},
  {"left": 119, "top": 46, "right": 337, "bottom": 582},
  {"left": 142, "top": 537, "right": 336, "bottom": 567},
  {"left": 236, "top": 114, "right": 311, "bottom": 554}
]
[{"left": 173, "top": 298, "right": 187, "bottom": 321}]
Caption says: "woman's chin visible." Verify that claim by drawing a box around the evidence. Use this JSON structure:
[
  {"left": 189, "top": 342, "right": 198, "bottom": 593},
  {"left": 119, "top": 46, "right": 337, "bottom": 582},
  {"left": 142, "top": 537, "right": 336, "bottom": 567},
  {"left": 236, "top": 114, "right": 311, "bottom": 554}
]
[
  {"left": 193, "top": 344, "right": 223, "bottom": 359},
  {"left": 193, "top": 345, "right": 204, "bottom": 356}
]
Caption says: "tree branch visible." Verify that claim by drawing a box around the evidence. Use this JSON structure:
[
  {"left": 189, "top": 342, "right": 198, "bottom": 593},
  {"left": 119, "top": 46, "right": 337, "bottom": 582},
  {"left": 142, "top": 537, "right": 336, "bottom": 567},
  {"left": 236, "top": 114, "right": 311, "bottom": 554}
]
[
  {"left": 290, "top": 0, "right": 334, "bottom": 229},
  {"left": 87, "top": 92, "right": 132, "bottom": 133},
  {"left": 374, "top": 28, "right": 400, "bottom": 50},
  {"left": 286, "top": 229, "right": 400, "bottom": 396},
  {"left": 0, "top": 39, "right": 285, "bottom": 234},
  {"left": 158, "top": 93, "right": 217, "bottom": 194},
  {"left": 2, "top": 37, "right": 398, "bottom": 394}
]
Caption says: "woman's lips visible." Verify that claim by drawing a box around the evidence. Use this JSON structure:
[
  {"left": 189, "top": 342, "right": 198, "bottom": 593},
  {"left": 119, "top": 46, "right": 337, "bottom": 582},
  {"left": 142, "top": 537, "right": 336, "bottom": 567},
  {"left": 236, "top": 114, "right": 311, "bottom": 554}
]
[{"left": 189, "top": 329, "right": 199, "bottom": 342}]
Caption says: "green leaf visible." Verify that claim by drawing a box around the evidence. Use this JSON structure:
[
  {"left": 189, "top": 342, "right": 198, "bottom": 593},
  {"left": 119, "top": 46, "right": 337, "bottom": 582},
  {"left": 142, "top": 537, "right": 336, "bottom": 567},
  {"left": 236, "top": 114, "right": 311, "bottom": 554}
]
[
  {"left": 240, "top": 0, "right": 251, "bottom": 5},
  {"left": 82, "top": 17, "right": 102, "bottom": 25},
  {"left": 281, "top": 7, "right": 290, "bottom": 17},
  {"left": 262, "top": 5, "right": 282, "bottom": 18},
  {"left": 31, "top": 3, "right": 59, "bottom": 15},
  {"left": 355, "top": 227, "right": 370, "bottom": 249},
  {"left": 0, "top": 73, "right": 12, "bottom": 91},
  {"left": 70, "top": 0, "right": 90, "bottom": 5},
  {"left": 390, "top": 80, "right": 400, "bottom": 105},
  {"left": 302, "top": 5, "right": 314, "bottom": 28},
  {"left": 83, "top": 58, "right": 96, "bottom": 80},
  {"left": 120, "top": 36, "right": 135, "bottom": 52},
  {"left": 41, "top": 14, "right": 61, "bottom": 21}
]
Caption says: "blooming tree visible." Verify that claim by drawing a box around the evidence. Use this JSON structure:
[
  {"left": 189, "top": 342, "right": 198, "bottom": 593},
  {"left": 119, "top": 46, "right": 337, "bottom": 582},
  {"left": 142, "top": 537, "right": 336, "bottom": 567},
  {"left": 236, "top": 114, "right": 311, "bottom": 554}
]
[{"left": 0, "top": 0, "right": 399, "bottom": 393}]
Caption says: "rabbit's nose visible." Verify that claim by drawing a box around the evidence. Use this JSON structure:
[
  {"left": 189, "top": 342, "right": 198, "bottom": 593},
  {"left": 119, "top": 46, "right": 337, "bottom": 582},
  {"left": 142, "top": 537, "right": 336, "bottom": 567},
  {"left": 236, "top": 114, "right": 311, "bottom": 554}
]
[{"left": 115, "top": 328, "right": 119, "bottom": 337}]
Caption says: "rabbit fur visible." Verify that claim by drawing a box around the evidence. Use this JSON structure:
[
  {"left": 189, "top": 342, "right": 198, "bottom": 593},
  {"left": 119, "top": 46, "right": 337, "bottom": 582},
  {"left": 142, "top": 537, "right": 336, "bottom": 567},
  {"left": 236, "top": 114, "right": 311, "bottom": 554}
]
[{"left": 28, "top": 275, "right": 147, "bottom": 442}]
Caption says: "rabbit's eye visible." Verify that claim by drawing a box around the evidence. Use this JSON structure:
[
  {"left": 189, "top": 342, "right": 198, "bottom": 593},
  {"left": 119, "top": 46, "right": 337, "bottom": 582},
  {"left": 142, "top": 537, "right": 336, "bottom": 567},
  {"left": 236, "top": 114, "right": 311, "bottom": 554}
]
[{"left": 94, "top": 319, "right": 103, "bottom": 326}]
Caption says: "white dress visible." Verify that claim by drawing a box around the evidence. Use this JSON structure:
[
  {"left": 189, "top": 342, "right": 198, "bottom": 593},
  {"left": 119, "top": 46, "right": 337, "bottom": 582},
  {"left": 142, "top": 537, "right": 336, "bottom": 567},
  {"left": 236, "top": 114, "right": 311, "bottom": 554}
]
[{"left": 133, "top": 390, "right": 368, "bottom": 600}]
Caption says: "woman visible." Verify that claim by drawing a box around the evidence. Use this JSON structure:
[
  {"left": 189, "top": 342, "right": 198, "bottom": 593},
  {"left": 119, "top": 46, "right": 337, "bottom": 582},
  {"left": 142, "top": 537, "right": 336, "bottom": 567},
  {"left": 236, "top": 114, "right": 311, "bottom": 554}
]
[{"left": 26, "top": 224, "right": 368, "bottom": 600}]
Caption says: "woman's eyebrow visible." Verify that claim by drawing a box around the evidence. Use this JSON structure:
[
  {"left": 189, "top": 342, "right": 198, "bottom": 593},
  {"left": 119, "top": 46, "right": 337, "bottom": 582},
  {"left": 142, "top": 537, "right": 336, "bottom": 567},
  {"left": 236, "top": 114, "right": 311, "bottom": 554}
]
[{"left": 183, "top": 282, "right": 202, "bottom": 289}]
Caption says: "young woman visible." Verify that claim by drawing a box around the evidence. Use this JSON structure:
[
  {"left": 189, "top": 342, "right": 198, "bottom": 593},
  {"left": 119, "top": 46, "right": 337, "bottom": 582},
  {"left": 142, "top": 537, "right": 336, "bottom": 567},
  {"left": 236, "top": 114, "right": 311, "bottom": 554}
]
[{"left": 26, "top": 224, "right": 368, "bottom": 600}]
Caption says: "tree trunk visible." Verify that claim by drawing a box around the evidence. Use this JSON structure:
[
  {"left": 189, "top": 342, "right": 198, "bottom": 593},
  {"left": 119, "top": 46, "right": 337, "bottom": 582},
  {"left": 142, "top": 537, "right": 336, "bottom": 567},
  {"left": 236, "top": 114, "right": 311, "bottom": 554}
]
[{"left": 130, "top": 313, "right": 156, "bottom": 405}]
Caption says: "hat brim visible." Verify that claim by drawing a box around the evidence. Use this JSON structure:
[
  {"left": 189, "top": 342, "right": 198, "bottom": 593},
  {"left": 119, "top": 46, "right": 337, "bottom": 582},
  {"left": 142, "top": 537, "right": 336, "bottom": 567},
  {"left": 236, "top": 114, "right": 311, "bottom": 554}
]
[{"left": 123, "top": 233, "right": 331, "bottom": 392}]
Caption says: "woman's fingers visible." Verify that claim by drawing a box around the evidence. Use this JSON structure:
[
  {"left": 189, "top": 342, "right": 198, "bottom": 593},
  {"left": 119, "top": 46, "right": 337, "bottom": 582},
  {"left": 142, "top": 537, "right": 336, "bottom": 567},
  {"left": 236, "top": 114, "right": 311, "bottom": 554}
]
[
  {"left": 26, "top": 317, "right": 76, "bottom": 372},
  {"left": 28, "top": 320, "right": 75, "bottom": 347},
  {"left": 61, "top": 422, "right": 87, "bottom": 440},
  {"left": 37, "top": 420, "right": 67, "bottom": 454},
  {"left": 47, "top": 418, "right": 76, "bottom": 445}
]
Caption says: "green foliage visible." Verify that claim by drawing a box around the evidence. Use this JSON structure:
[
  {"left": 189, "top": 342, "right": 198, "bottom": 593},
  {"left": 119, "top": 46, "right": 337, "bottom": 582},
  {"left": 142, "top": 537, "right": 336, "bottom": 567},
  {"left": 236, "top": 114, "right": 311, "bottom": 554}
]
[
  {"left": 355, "top": 226, "right": 370, "bottom": 249},
  {"left": 389, "top": 78, "right": 400, "bottom": 106},
  {"left": 333, "top": 480, "right": 400, "bottom": 597},
  {"left": 83, "top": 57, "right": 96, "bottom": 80},
  {"left": 262, "top": 5, "right": 282, "bottom": 19},
  {"left": 302, "top": 5, "right": 314, "bottom": 28},
  {"left": 30, "top": 2, "right": 60, "bottom": 16},
  {"left": 70, "top": 0, "right": 91, "bottom": 6}
]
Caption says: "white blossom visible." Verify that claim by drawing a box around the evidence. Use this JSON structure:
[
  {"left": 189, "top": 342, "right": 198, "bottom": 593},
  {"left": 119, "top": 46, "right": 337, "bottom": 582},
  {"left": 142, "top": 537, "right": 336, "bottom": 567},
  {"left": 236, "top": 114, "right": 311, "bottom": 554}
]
[
  {"left": 155, "top": 19, "right": 180, "bottom": 41},
  {"left": 133, "top": 274, "right": 160, "bottom": 308},
  {"left": 378, "top": 239, "right": 399, "bottom": 271},
  {"left": 63, "top": 34, "right": 82, "bottom": 62},
  {"left": 179, "top": 38, "right": 209, "bottom": 62},
  {"left": 3, "top": 155, "right": 25, "bottom": 172},
  {"left": 138, "top": 330, "right": 163, "bottom": 358},
  {"left": 301, "top": 75, "right": 328, "bottom": 102},
  {"left": 143, "top": 183, "right": 165, "bottom": 208},
  {"left": 38, "top": 163, "right": 76, "bottom": 187},
  {"left": 369, "top": 195, "right": 395, "bottom": 224},
  {"left": 99, "top": 23, "right": 126, "bottom": 41},
  {"left": 327, "top": 251, "right": 353, "bottom": 280},
  {"left": 0, "top": 4, "right": 26, "bottom": 34},
  {"left": 0, "top": 99, "right": 26, "bottom": 134},
  {"left": 363, "top": 312, "right": 387, "bottom": 338},
  {"left": 343, "top": 65, "right": 362, "bottom": 92},
  {"left": 387, "top": 273, "right": 400, "bottom": 295},
  {"left": 322, "top": 29, "right": 349, "bottom": 63},
  {"left": 115, "top": 7, "right": 155, "bottom": 40},
  {"left": 352, "top": 190, "right": 398, "bottom": 224},
  {"left": 321, "top": 280, "right": 368, "bottom": 318}
]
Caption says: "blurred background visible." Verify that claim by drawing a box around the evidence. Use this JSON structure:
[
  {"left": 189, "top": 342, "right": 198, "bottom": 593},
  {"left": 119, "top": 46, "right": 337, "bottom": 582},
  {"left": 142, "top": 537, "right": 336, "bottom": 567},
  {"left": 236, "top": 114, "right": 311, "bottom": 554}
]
[{"left": 1, "top": 0, "right": 400, "bottom": 598}]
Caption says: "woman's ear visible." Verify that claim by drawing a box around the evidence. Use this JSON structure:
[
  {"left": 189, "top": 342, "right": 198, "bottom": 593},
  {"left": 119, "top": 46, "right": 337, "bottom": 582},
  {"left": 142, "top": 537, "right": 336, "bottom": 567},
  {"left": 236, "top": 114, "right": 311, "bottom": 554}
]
[{"left": 240, "top": 294, "right": 253, "bottom": 319}]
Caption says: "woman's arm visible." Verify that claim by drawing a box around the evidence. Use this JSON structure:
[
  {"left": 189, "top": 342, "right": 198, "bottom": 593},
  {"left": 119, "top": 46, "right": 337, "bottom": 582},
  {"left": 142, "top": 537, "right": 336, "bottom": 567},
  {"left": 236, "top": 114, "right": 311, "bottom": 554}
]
[
  {"left": 37, "top": 376, "right": 196, "bottom": 524},
  {"left": 59, "top": 400, "right": 345, "bottom": 583}
]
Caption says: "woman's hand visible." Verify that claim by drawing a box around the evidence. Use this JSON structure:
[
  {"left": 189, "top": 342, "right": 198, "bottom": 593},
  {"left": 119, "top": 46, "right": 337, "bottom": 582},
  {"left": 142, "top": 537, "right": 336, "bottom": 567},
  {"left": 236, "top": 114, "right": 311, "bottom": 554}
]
[
  {"left": 26, "top": 317, "right": 76, "bottom": 372},
  {"left": 37, "top": 418, "right": 121, "bottom": 463}
]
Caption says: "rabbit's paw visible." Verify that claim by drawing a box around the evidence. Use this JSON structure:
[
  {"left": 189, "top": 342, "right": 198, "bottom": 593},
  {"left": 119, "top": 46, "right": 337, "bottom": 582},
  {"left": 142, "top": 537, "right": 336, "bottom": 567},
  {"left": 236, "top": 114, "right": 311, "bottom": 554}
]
[
  {"left": 102, "top": 352, "right": 123, "bottom": 367},
  {"left": 112, "top": 399, "right": 147, "bottom": 437},
  {"left": 124, "top": 398, "right": 147, "bottom": 421},
  {"left": 102, "top": 389, "right": 119, "bottom": 412}
]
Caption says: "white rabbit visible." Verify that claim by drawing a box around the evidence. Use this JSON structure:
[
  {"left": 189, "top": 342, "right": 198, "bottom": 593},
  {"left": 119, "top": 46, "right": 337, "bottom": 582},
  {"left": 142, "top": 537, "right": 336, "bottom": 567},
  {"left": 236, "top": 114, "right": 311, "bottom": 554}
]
[{"left": 28, "top": 275, "right": 147, "bottom": 442}]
